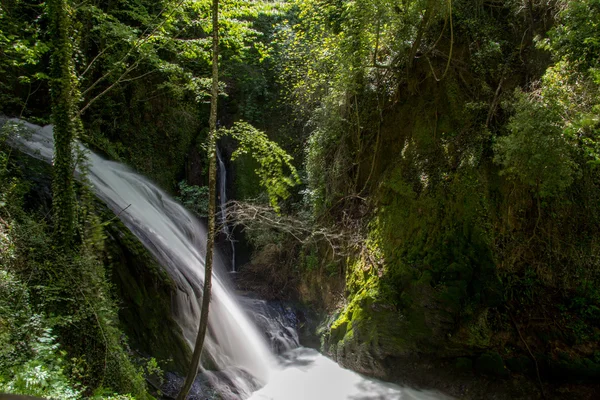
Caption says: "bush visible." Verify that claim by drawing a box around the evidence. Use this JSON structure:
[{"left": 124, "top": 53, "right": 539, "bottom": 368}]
[
  {"left": 176, "top": 180, "right": 209, "bottom": 217},
  {"left": 0, "top": 270, "right": 82, "bottom": 399},
  {"left": 494, "top": 90, "right": 578, "bottom": 198}
]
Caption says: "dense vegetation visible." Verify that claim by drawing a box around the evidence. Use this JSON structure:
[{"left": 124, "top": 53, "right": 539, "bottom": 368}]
[{"left": 1, "top": 0, "right": 599, "bottom": 399}]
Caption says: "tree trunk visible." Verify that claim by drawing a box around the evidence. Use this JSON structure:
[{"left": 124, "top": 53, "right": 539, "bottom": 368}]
[
  {"left": 176, "top": 0, "right": 219, "bottom": 397},
  {"left": 48, "top": 0, "right": 77, "bottom": 246},
  {"left": 407, "top": 0, "right": 434, "bottom": 73}
]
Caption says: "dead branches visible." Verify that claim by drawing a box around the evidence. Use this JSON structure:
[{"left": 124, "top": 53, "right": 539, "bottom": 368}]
[{"left": 222, "top": 201, "right": 361, "bottom": 259}]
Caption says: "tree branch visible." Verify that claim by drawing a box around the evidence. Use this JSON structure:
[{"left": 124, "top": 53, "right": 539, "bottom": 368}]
[{"left": 79, "top": 62, "right": 139, "bottom": 115}]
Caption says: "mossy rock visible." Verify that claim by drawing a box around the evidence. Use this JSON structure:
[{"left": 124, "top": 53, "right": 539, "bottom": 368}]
[
  {"left": 450, "top": 308, "right": 493, "bottom": 350},
  {"left": 330, "top": 319, "right": 349, "bottom": 343},
  {"left": 326, "top": 284, "right": 437, "bottom": 377},
  {"left": 475, "top": 351, "right": 508, "bottom": 376}
]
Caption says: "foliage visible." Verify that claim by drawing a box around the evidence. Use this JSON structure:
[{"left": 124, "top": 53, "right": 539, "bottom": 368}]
[
  {"left": 71, "top": 0, "right": 285, "bottom": 111},
  {"left": 223, "top": 122, "right": 300, "bottom": 212},
  {"left": 2, "top": 0, "right": 291, "bottom": 188},
  {"left": 494, "top": 90, "right": 578, "bottom": 198},
  {"left": 176, "top": 180, "right": 209, "bottom": 217},
  {"left": 0, "top": 268, "right": 144, "bottom": 400},
  {"left": 7, "top": 214, "right": 151, "bottom": 398},
  {"left": 545, "top": 0, "right": 600, "bottom": 73},
  {"left": 73, "top": 0, "right": 283, "bottom": 108},
  {"left": 538, "top": 0, "right": 600, "bottom": 166},
  {"left": 270, "top": 0, "right": 470, "bottom": 215},
  {"left": 0, "top": 270, "right": 82, "bottom": 400},
  {"left": 272, "top": 0, "right": 449, "bottom": 116},
  {"left": 0, "top": 0, "right": 50, "bottom": 116}
]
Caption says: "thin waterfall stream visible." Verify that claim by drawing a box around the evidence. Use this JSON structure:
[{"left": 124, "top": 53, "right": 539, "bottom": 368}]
[
  {"left": 3, "top": 117, "right": 451, "bottom": 400},
  {"left": 217, "top": 146, "right": 236, "bottom": 272}
]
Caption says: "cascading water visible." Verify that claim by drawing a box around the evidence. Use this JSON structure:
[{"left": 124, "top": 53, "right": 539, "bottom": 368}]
[
  {"left": 217, "top": 146, "right": 236, "bottom": 272},
  {"left": 5, "top": 118, "right": 273, "bottom": 396},
  {"left": 3, "top": 117, "right": 451, "bottom": 400}
]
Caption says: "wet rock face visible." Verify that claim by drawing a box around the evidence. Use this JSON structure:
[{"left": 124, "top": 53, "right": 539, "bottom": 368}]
[
  {"left": 233, "top": 276, "right": 325, "bottom": 352},
  {"left": 332, "top": 338, "right": 387, "bottom": 379},
  {"left": 161, "top": 372, "right": 217, "bottom": 400},
  {"left": 475, "top": 352, "right": 508, "bottom": 377},
  {"left": 161, "top": 369, "right": 262, "bottom": 400},
  {"left": 239, "top": 298, "right": 301, "bottom": 354},
  {"left": 321, "top": 276, "right": 463, "bottom": 380},
  {"left": 104, "top": 216, "right": 191, "bottom": 373}
]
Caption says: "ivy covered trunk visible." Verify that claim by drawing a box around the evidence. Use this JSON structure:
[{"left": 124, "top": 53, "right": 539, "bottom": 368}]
[{"left": 48, "top": 0, "right": 77, "bottom": 246}]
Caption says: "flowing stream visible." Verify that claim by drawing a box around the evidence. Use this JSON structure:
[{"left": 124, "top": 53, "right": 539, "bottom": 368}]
[{"left": 2, "top": 117, "right": 451, "bottom": 400}]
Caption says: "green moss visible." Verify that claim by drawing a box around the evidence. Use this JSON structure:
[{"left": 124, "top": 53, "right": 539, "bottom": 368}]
[
  {"left": 329, "top": 266, "right": 431, "bottom": 361},
  {"left": 444, "top": 77, "right": 466, "bottom": 123},
  {"left": 464, "top": 309, "right": 492, "bottom": 348},
  {"left": 329, "top": 167, "right": 499, "bottom": 361},
  {"left": 338, "top": 160, "right": 499, "bottom": 357},
  {"left": 330, "top": 319, "right": 349, "bottom": 343},
  {"left": 345, "top": 256, "right": 379, "bottom": 297}
]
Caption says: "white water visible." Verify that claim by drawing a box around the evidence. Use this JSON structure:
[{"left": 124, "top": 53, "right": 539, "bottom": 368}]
[
  {"left": 3, "top": 117, "right": 450, "bottom": 400},
  {"left": 250, "top": 348, "right": 450, "bottom": 400},
  {"left": 217, "top": 146, "right": 236, "bottom": 272}
]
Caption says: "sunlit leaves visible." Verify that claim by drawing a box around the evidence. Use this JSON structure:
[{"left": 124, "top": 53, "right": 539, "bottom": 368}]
[
  {"left": 0, "top": 1, "right": 49, "bottom": 69},
  {"left": 495, "top": 0, "right": 600, "bottom": 199},
  {"left": 75, "top": 0, "right": 284, "bottom": 107},
  {"left": 544, "top": 0, "right": 600, "bottom": 72},
  {"left": 534, "top": 0, "right": 600, "bottom": 165},
  {"left": 494, "top": 90, "right": 578, "bottom": 198},
  {"left": 222, "top": 122, "right": 300, "bottom": 211}
]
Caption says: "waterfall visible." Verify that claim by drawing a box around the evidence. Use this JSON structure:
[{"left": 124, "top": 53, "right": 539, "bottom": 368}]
[
  {"left": 217, "top": 146, "right": 236, "bottom": 272},
  {"left": 5, "top": 118, "right": 273, "bottom": 396},
  {"left": 3, "top": 117, "right": 451, "bottom": 400}
]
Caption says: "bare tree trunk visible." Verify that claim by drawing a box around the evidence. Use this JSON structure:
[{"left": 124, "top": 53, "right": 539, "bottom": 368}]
[{"left": 176, "top": 0, "right": 219, "bottom": 398}]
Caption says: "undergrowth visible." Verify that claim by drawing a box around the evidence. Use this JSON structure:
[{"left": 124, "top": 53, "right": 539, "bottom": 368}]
[{"left": 0, "top": 126, "right": 154, "bottom": 399}]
